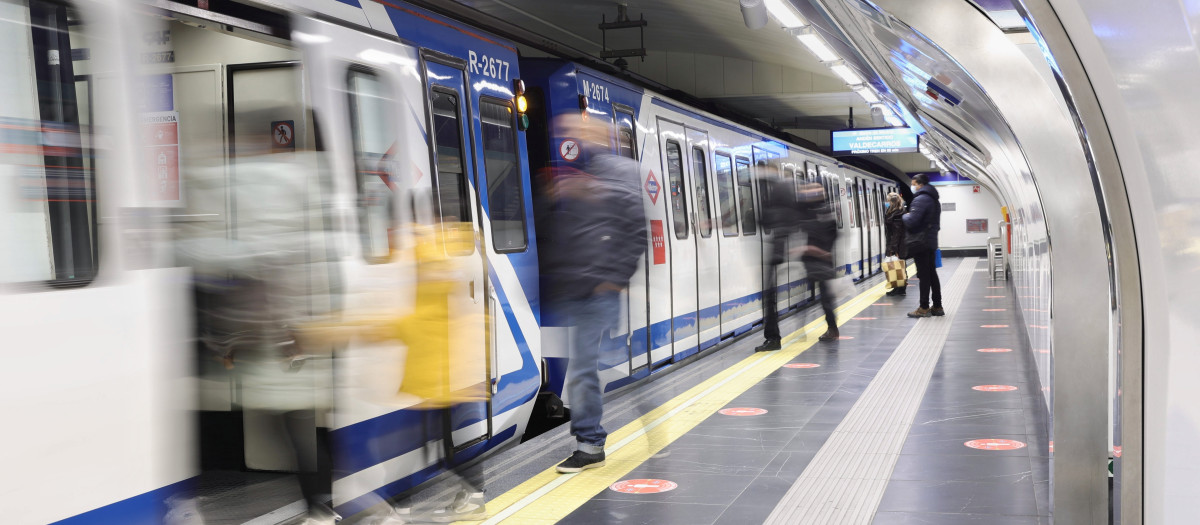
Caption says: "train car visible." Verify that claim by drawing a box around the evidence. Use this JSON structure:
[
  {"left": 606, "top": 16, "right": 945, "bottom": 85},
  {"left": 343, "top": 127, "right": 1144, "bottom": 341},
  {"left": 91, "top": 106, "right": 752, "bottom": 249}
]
[{"left": 520, "top": 58, "right": 897, "bottom": 408}]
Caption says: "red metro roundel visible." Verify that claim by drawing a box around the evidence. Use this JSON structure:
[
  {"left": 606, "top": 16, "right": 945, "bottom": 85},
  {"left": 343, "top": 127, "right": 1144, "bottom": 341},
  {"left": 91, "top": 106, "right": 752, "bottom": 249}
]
[
  {"left": 610, "top": 479, "right": 678, "bottom": 494},
  {"left": 718, "top": 407, "right": 767, "bottom": 416},
  {"left": 964, "top": 439, "right": 1026, "bottom": 451}
]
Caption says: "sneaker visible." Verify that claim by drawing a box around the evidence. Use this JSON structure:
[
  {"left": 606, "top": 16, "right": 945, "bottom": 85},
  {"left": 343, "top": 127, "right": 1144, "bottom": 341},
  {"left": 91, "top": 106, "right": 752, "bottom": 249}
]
[
  {"left": 754, "top": 339, "right": 782, "bottom": 352},
  {"left": 817, "top": 329, "right": 840, "bottom": 342},
  {"left": 930, "top": 307, "right": 945, "bottom": 317},
  {"left": 556, "top": 450, "right": 606, "bottom": 473},
  {"left": 907, "top": 308, "right": 931, "bottom": 318},
  {"left": 427, "top": 491, "right": 487, "bottom": 523},
  {"left": 885, "top": 288, "right": 902, "bottom": 296}
]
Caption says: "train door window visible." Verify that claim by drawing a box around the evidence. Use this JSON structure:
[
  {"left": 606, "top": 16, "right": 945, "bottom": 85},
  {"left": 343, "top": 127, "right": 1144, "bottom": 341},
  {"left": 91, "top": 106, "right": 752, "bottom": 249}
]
[
  {"left": 0, "top": 0, "right": 96, "bottom": 284},
  {"left": 830, "top": 174, "right": 844, "bottom": 229},
  {"left": 429, "top": 88, "right": 473, "bottom": 255},
  {"left": 347, "top": 68, "right": 398, "bottom": 263},
  {"left": 692, "top": 147, "right": 713, "bottom": 238},
  {"left": 615, "top": 109, "right": 636, "bottom": 160},
  {"left": 735, "top": 157, "right": 757, "bottom": 235},
  {"left": 851, "top": 181, "right": 862, "bottom": 228},
  {"left": 714, "top": 153, "right": 738, "bottom": 236},
  {"left": 665, "top": 140, "right": 688, "bottom": 239},
  {"left": 479, "top": 98, "right": 527, "bottom": 252}
]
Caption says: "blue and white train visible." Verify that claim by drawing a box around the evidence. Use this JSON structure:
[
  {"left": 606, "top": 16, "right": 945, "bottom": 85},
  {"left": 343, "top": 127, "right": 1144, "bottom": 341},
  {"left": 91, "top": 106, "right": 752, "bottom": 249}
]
[{"left": 0, "top": 0, "right": 895, "bottom": 523}]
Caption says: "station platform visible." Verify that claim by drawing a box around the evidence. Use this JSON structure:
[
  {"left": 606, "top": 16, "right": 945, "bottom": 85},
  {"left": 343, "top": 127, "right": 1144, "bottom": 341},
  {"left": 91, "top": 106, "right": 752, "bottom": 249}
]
[{"left": 368, "top": 257, "right": 1052, "bottom": 525}]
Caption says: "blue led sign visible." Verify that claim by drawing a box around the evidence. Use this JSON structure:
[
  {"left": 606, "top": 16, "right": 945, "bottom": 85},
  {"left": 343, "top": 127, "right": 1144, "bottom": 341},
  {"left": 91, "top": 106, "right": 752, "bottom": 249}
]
[{"left": 831, "top": 127, "right": 920, "bottom": 154}]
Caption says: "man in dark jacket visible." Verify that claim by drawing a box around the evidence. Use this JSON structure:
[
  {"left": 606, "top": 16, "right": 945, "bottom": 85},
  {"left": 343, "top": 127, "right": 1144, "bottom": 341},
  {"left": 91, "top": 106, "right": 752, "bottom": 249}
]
[
  {"left": 754, "top": 168, "right": 801, "bottom": 351},
  {"left": 902, "top": 174, "right": 944, "bottom": 317},
  {"left": 797, "top": 183, "right": 840, "bottom": 341},
  {"left": 547, "top": 116, "right": 648, "bottom": 474}
]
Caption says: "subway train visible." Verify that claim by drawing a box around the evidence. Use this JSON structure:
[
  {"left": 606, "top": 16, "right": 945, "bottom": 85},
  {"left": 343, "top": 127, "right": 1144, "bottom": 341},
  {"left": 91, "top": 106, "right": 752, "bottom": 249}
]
[{"left": 0, "top": 0, "right": 894, "bottom": 522}]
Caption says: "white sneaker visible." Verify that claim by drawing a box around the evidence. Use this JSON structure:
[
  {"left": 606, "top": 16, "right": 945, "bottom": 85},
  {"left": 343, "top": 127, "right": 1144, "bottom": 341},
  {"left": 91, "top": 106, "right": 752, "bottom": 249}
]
[{"left": 400, "top": 491, "right": 487, "bottom": 523}]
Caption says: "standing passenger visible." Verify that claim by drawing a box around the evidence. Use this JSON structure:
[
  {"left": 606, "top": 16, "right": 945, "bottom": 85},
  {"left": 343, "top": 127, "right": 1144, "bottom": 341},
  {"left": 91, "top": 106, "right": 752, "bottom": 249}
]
[
  {"left": 547, "top": 115, "right": 648, "bottom": 473},
  {"left": 904, "top": 174, "right": 944, "bottom": 317},
  {"left": 884, "top": 192, "right": 908, "bottom": 297},
  {"left": 797, "top": 183, "right": 840, "bottom": 341},
  {"left": 754, "top": 168, "right": 801, "bottom": 352}
]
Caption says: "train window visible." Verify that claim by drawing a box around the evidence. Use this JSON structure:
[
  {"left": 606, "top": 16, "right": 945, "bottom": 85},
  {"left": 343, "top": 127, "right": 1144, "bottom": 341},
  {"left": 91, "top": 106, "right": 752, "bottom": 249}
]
[
  {"left": 692, "top": 147, "right": 713, "bottom": 238},
  {"left": 851, "top": 182, "right": 862, "bottom": 228},
  {"left": 665, "top": 141, "right": 688, "bottom": 239},
  {"left": 616, "top": 109, "right": 636, "bottom": 160},
  {"left": 714, "top": 153, "right": 738, "bottom": 236},
  {"left": 479, "top": 98, "right": 527, "bottom": 253},
  {"left": 347, "top": 68, "right": 399, "bottom": 263},
  {"left": 0, "top": 0, "right": 96, "bottom": 284},
  {"left": 735, "top": 158, "right": 757, "bottom": 235},
  {"left": 429, "top": 87, "right": 474, "bottom": 256},
  {"left": 830, "top": 174, "right": 844, "bottom": 229}
]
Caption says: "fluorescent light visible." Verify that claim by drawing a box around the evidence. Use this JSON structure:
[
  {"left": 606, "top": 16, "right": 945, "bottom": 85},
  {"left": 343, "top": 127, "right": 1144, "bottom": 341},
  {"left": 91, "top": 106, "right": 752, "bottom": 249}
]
[
  {"left": 853, "top": 85, "right": 880, "bottom": 104},
  {"left": 828, "top": 61, "right": 863, "bottom": 85},
  {"left": 796, "top": 31, "right": 838, "bottom": 62},
  {"left": 763, "top": 0, "right": 806, "bottom": 28}
]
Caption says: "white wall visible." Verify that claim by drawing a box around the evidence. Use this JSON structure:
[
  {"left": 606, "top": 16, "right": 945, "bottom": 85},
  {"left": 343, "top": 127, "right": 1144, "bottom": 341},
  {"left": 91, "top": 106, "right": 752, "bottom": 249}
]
[{"left": 933, "top": 183, "right": 1004, "bottom": 249}]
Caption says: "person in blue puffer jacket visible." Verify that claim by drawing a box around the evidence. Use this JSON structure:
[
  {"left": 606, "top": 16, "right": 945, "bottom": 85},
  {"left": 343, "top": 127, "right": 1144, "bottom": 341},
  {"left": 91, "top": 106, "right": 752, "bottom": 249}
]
[{"left": 902, "top": 173, "right": 944, "bottom": 317}]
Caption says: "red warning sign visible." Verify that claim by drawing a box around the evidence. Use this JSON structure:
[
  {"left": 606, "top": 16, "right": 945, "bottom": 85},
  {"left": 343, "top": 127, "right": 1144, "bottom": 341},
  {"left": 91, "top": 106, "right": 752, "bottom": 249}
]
[
  {"left": 650, "top": 220, "right": 666, "bottom": 265},
  {"left": 141, "top": 111, "right": 180, "bottom": 202},
  {"left": 964, "top": 439, "right": 1026, "bottom": 451},
  {"left": 977, "top": 348, "right": 1012, "bottom": 353},
  {"left": 645, "top": 170, "right": 661, "bottom": 204},
  {"left": 718, "top": 407, "right": 768, "bottom": 416},
  {"left": 1113, "top": 446, "right": 1122, "bottom": 458},
  {"left": 609, "top": 479, "right": 678, "bottom": 494},
  {"left": 980, "top": 325, "right": 1010, "bottom": 328},
  {"left": 784, "top": 363, "right": 820, "bottom": 369},
  {"left": 559, "top": 139, "right": 580, "bottom": 161},
  {"left": 973, "top": 385, "right": 1018, "bottom": 392}
]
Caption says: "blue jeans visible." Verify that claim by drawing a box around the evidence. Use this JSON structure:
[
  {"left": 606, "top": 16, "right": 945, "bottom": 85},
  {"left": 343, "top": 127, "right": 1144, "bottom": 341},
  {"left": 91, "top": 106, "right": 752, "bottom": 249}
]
[{"left": 563, "top": 290, "right": 621, "bottom": 453}]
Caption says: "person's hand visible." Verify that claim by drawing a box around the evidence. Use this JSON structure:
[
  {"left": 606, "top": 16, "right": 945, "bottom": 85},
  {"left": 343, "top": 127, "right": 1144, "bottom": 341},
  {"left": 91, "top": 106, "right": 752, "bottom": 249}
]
[{"left": 594, "top": 282, "right": 625, "bottom": 294}]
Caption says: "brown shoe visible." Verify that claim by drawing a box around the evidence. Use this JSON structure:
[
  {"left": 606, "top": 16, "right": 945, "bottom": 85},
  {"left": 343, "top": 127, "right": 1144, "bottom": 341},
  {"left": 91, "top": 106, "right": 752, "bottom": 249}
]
[
  {"left": 818, "top": 329, "right": 840, "bottom": 342},
  {"left": 930, "top": 307, "right": 945, "bottom": 317},
  {"left": 907, "top": 308, "right": 931, "bottom": 318}
]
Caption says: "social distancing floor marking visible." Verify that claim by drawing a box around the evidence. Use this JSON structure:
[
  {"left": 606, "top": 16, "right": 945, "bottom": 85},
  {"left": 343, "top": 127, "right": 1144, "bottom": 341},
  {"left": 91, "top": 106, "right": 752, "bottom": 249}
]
[{"left": 465, "top": 268, "right": 909, "bottom": 524}]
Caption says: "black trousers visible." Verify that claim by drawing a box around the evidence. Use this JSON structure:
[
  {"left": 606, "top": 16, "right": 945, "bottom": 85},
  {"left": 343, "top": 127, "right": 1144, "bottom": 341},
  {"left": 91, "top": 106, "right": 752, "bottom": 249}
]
[
  {"left": 763, "top": 263, "right": 780, "bottom": 341},
  {"left": 816, "top": 279, "right": 837, "bottom": 330},
  {"left": 912, "top": 249, "right": 942, "bottom": 309}
]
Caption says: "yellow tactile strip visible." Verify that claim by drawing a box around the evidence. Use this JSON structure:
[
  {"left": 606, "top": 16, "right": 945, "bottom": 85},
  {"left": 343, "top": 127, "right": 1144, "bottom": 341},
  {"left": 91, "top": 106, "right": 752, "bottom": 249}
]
[{"left": 463, "top": 272, "right": 903, "bottom": 525}]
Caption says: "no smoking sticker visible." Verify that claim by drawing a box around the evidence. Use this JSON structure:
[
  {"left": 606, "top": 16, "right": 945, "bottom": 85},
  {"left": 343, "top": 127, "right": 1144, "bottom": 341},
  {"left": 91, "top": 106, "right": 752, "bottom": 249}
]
[
  {"left": 965, "top": 439, "right": 1026, "bottom": 451},
  {"left": 609, "top": 479, "right": 678, "bottom": 494},
  {"left": 559, "top": 139, "right": 580, "bottom": 161},
  {"left": 718, "top": 407, "right": 767, "bottom": 416},
  {"left": 973, "top": 385, "right": 1018, "bottom": 392}
]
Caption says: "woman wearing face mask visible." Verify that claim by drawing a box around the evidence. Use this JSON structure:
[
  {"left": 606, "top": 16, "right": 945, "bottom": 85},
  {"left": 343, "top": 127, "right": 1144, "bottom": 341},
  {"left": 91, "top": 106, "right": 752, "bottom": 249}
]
[{"left": 884, "top": 192, "right": 907, "bottom": 297}]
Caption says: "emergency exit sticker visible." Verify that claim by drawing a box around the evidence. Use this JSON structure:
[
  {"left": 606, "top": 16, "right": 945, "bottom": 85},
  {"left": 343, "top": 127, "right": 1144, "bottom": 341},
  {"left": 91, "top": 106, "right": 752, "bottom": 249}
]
[{"left": 650, "top": 220, "right": 666, "bottom": 265}]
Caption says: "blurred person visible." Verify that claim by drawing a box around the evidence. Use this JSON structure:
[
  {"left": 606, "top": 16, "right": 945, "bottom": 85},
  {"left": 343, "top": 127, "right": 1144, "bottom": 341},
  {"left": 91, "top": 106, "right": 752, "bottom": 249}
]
[
  {"left": 177, "top": 121, "right": 338, "bottom": 525},
  {"left": 544, "top": 113, "right": 648, "bottom": 473},
  {"left": 903, "top": 173, "right": 944, "bottom": 317},
  {"left": 754, "top": 166, "right": 802, "bottom": 352},
  {"left": 884, "top": 192, "right": 908, "bottom": 297},
  {"left": 796, "top": 183, "right": 840, "bottom": 342}
]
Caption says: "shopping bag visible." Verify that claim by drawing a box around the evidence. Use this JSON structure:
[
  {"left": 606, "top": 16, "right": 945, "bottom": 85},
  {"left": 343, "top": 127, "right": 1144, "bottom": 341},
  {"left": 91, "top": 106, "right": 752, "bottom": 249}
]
[
  {"left": 935, "top": 249, "right": 943, "bottom": 268},
  {"left": 882, "top": 256, "right": 907, "bottom": 289}
]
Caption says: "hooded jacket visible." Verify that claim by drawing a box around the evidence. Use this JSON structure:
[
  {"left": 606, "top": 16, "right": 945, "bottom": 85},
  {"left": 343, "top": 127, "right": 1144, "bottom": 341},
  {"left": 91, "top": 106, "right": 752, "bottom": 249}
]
[
  {"left": 884, "top": 205, "right": 907, "bottom": 259},
  {"left": 902, "top": 184, "right": 941, "bottom": 250}
]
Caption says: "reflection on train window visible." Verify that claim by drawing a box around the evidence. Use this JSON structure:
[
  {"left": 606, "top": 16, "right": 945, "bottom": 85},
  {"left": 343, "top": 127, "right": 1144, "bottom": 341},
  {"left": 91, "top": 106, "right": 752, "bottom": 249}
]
[
  {"left": 665, "top": 141, "right": 688, "bottom": 240},
  {"left": 479, "top": 98, "right": 527, "bottom": 253},
  {"left": 714, "top": 153, "right": 738, "bottom": 236},
  {"left": 735, "top": 158, "right": 756, "bottom": 235},
  {"left": 851, "top": 182, "right": 862, "bottom": 228},
  {"left": 616, "top": 110, "right": 636, "bottom": 160},
  {"left": 430, "top": 87, "right": 474, "bottom": 256},
  {"left": 0, "top": 0, "right": 96, "bottom": 284},
  {"left": 347, "top": 68, "right": 397, "bottom": 263},
  {"left": 692, "top": 147, "right": 713, "bottom": 238},
  {"left": 829, "top": 174, "right": 844, "bottom": 229}
]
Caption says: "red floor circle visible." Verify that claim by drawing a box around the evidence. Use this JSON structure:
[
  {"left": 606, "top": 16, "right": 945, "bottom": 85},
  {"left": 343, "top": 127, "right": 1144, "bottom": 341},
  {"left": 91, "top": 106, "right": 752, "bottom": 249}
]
[
  {"left": 985, "top": 295, "right": 1005, "bottom": 298},
  {"left": 980, "top": 325, "right": 1010, "bottom": 328},
  {"left": 853, "top": 317, "right": 877, "bottom": 320},
  {"left": 982, "top": 309, "right": 1006, "bottom": 312},
  {"left": 964, "top": 439, "right": 1026, "bottom": 451},
  {"left": 784, "top": 363, "right": 820, "bottom": 369},
  {"left": 872, "top": 302, "right": 893, "bottom": 306},
  {"left": 972, "top": 385, "right": 1019, "bottom": 392},
  {"left": 838, "top": 336, "right": 855, "bottom": 340},
  {"left": 977, "top": 348, "right": 1013, "bottom": 353},
  {"left": 718, "top": 407, "right": 768, "bottom": 416},
  {"left": 610, "top": 479, "right": 678, "bottom": 494}
]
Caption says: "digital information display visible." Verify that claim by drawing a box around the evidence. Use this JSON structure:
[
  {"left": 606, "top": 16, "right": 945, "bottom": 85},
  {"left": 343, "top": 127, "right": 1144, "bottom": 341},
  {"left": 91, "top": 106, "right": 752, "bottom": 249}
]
[{"left": 831, "top": 127, "right": 920, "bottom": 154}]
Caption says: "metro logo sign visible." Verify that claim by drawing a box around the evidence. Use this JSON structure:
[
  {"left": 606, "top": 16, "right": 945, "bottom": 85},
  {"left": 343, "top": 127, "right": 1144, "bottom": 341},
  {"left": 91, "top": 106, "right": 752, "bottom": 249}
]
[{"left": 645, "top": 170, "right": 660, "bottom": 204}]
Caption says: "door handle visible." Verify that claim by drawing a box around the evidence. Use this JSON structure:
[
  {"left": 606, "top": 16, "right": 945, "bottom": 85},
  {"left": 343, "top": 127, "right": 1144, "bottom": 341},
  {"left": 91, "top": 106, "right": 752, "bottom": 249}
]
[{"left": 470, "top": 280, "right": 476, "bottom": 302}]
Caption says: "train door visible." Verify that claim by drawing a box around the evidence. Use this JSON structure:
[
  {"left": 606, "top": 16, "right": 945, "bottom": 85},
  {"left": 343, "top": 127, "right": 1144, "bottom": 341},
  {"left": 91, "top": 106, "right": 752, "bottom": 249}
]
[
  {"left": 787, "top": 165, "right": 805, "bottom": 309},
  {"left": 421, "top": 56, "right": 492, "bottom": 449},
  {"left": 858, "top": 179, "right": 870, "bottom": 279},
  {"left": 735, "top": 156, "right": 761, "bottom": 330},
  {"left": 752, "top": 147, "right": 788, "bottom": 317},
  {"left": 686, "top": 128, "right": 720, "bottom": 351},
  {"left": 713, "top": 151, "right": 739, "bottom": 337},
  {"left": 614, "top": 108, "right": 649, "bottom": 373},
  {"left": 656, "top": 118, "right": 698, "bottom": 359}
]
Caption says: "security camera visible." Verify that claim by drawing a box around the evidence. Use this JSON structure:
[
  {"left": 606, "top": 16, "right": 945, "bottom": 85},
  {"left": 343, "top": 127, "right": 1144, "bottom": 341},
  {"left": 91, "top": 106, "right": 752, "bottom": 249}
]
[{"left": 741, "top": 0, "right": 768, "bottom": 29}]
